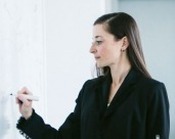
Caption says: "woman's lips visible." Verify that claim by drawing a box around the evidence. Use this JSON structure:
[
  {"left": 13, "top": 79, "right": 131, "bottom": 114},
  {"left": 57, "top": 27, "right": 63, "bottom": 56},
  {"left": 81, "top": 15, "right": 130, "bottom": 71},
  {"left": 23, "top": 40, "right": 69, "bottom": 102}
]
[{"left": 95, "top": 56, "right": 100, "bottom": 60}]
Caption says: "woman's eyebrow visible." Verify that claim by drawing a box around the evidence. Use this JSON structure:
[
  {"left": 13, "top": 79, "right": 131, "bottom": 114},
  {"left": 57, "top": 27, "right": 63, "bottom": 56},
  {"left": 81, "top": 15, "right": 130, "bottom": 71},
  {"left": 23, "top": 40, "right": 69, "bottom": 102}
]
[
  {"left": 92, "top": 36, "right": 103, "bottom": 40},
  {"left": 95, "top": 36, "right": 102, "bottom": 38}
]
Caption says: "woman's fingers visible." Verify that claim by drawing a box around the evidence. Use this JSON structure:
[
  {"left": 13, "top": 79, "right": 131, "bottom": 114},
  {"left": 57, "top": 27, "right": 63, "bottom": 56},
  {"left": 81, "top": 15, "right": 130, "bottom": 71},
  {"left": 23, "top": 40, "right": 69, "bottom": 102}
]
[
  {"left": 18, "top": 87, "right": 32, "bottom": 95},
  {"left": 17, "top": 93, "right": 31, "bottom": 106},
  {"left": 16, "top": 87, "right": 33, "bottom": 119},
  {"left": 16, "top": 87, "right": 32, "bottom": 103}
]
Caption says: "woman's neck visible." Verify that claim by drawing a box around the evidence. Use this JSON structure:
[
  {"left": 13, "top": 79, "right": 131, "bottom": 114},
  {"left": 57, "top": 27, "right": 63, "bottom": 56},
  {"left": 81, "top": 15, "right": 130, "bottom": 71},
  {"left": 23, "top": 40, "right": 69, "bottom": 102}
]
[{"left": 110, "top": 61, "right": 131, "bottom": 86}]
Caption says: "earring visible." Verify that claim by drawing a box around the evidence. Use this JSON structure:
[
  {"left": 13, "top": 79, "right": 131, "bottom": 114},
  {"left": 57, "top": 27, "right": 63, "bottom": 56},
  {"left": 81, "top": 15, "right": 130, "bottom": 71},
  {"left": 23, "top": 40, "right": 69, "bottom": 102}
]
[{"left": 121, "top": 49, "right": 125, "bottom": 52}]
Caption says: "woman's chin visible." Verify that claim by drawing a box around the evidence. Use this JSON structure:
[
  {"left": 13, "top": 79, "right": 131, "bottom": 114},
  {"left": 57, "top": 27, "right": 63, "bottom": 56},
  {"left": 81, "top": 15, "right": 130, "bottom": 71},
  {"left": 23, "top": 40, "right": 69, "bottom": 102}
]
[{"left": 96, "top": 63, "right": 105, "bottom": 68}]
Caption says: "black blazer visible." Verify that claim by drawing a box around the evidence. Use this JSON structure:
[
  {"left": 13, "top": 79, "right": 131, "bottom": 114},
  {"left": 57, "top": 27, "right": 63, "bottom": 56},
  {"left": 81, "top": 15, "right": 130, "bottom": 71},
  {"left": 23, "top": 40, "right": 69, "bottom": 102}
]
[{"left": 17, "top": 68, "right": 170, "bottom": 139}]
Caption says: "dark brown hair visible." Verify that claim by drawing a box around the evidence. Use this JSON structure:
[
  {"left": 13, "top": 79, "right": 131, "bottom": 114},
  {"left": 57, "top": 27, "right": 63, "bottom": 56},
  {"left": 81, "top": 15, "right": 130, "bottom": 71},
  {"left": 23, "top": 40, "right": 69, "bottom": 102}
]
[{"left": 93, "top": 12, "right": 151, "bottom": 78}]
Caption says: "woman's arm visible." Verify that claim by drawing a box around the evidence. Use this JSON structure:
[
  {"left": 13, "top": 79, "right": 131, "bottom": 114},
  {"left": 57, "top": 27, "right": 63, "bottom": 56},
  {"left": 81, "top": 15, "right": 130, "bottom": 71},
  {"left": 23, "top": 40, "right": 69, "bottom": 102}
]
[
  {"left": 17, "top": 109, "right": 80, "bottom": 139},
  {"left": 146, "top": 83, "right": 170, "bottom": 139},
  {"left": 16, "top": 86, "right": 83, "bottom": 139}
]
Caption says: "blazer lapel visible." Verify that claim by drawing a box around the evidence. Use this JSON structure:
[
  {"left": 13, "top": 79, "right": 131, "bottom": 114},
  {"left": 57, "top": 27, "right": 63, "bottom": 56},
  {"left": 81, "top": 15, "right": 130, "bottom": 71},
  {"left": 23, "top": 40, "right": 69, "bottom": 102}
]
[
  {"left": 94, "top": 74, "right": 112, "bottom": 116},
  {"left": 104, "top": 68, "right": 140, "bottom": 118}
]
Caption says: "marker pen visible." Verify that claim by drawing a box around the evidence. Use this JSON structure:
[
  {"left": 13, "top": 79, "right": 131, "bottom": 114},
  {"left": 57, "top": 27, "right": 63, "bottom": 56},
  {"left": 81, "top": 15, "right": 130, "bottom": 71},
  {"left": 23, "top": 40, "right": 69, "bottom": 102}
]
[{"left": 10, "top": 93, "right": 39, "bottom": 101}]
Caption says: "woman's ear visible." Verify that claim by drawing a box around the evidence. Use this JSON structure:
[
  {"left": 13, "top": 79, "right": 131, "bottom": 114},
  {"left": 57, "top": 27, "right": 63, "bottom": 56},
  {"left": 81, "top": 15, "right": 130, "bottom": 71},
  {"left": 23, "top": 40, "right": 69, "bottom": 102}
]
[{"left": 121, "top": 36, "right": 129, "bottom": 51}]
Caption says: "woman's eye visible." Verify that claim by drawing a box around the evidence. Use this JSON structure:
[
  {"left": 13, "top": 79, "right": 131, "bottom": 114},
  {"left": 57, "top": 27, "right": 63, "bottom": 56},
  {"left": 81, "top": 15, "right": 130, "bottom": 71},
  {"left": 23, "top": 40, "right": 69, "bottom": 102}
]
[
  {"left": 96, "top": 41, "right": 102, "bottom": 45},
  {"left": 92, "top": 40, "right": 103, "bottom": 46}
]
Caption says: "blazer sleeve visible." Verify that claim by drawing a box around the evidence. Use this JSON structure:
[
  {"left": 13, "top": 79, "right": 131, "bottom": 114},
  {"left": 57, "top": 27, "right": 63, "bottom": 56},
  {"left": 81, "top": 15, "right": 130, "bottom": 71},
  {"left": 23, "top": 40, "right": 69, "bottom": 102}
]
[
  {"left": 16, "top": 84, "right": 85, "bottom": 139},
  {"left": 146, "top": 82, "right": 170, "bottom": 139}
]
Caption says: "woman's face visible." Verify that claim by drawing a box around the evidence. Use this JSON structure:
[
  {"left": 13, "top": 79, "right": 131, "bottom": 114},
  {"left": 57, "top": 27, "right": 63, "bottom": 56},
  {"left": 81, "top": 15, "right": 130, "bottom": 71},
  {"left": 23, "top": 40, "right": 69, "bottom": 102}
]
[{"left": 90, "top": 24, "right": 124, "bottom": 68}]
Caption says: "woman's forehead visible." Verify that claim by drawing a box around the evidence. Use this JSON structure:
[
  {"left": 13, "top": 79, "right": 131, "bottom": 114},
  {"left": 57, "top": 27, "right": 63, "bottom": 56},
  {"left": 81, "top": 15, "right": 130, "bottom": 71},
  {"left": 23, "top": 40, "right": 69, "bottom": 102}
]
[{"left": 93, "top": 24, "right": 113, "bottom": 39}]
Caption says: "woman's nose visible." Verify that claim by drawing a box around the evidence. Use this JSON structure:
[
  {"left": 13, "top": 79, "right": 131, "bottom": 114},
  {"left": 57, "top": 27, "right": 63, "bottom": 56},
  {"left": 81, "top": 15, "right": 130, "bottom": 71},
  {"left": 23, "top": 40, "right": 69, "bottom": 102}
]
[{"left": 89, "top": 45, "right": 97, "bottom": 54}]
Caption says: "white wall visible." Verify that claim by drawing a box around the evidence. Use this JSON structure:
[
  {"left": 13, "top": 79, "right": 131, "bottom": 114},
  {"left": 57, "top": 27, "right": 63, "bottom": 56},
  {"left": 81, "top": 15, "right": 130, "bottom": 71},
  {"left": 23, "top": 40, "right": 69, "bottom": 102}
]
[
  {"left": 0, "top": 0, "right": 46, "bottom": 138},
  {"left": 109, "top": 0, "right": 175, "bottom": 138},
  {"left": 45, "top": 0, "right": 105, "bottom": 128}
]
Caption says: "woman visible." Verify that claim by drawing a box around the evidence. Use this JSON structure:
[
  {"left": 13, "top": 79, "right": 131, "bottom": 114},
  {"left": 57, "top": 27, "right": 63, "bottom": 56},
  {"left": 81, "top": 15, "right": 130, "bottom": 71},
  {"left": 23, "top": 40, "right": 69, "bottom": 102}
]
[{"left": 16, "top": 12, "right": 170, "bottom": 139}]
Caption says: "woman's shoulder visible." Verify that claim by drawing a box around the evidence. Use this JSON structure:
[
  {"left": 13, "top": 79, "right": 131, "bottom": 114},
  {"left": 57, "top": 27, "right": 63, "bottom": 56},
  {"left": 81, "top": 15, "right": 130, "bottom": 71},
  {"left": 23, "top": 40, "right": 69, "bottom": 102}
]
[
  {"left": 128, "top": 68, "right": 165, "bottom": 90},
  {"left": 133, "top": 72, "right": 168, "bottom": 103},
  {"left": 83, "top": 75, "right": 106, "bottom": 87},
  {"left": 78, "top": 76, "right": 106, "bottom": 98},
  {"left": 138, "top": 73, "right": 166, "bottom": 91}
]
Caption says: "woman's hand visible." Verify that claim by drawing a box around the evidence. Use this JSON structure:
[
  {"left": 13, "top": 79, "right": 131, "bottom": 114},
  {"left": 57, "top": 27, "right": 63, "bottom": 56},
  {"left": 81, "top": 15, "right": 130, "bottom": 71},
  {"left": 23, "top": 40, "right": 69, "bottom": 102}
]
[{"left": 16, "top": 87, "right": 33, "bottom": 120}]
